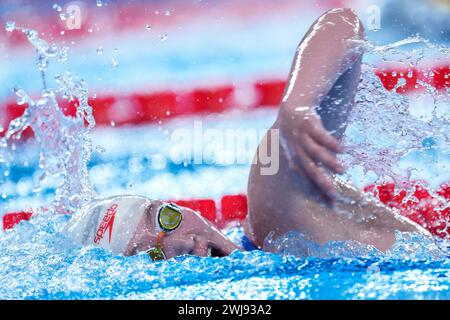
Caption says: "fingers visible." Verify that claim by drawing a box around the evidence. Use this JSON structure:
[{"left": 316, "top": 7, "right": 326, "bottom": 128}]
[
  {"left": 292, "top": 146, "right": 337, "bottom": 198},
  {"left": 309, "top": 120, "right": 343, "bottom": 153},
  {"left": 302, "top": 135, "right": 344, "bottom": 174}
]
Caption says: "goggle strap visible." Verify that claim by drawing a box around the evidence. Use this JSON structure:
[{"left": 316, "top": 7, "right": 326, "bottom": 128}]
[{"left": 156, "top": 230, "right": 165, "bottom": 248}]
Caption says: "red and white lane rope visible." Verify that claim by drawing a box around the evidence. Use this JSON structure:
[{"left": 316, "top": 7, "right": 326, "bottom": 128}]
[
  {"left": 2, "top": 193, "right": 248, "bottom": 231},
  {"left": 3, "top": 182, "right": 450, "bottom": 237},
  {"left": 1, "top": 64, "right": 449, "bottom": 138}
]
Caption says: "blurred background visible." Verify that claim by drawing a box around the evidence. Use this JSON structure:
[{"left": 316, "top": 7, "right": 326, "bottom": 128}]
[{"left": 1, "top": 0, "right": 449, "bottom": 100}]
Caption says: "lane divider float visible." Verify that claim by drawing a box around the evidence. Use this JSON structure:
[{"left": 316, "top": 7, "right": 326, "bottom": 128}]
[
  {"left": 1, "top": 65, "right": 449, "bottom": 139},
  {"left": 2, "top": 194, "right": 247, "bottom": 231},
  {"left": 3, "top": 183, "right": 450, "bottom": 238}
]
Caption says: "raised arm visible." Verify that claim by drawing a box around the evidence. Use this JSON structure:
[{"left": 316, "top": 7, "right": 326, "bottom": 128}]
[{"left": 277, "top": 8, "right": 365, "bottom": 200}]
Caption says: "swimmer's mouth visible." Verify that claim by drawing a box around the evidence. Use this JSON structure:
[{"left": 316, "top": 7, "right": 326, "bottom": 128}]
[
  {"left": 188, "top": 246, "right": 226, "bottom": 257},
  {"left": 210, "top": 246, "right": 226, "bottom": 257}
]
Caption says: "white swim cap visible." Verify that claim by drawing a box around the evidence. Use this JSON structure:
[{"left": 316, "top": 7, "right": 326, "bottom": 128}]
[{"left": 65, "top": 195, "right": 152, "bottom": 255}]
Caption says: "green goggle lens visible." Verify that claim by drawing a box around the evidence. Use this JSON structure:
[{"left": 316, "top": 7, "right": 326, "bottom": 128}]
[
  {"left": 146, "top": 247, "right": 166, "bottom": 261},
  {"left": 158, "top": 204, "right": 182, "bottom": 231}
]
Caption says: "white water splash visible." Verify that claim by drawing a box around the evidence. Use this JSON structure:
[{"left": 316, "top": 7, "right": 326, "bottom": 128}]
[
  {"left": 0, "top": 23, "right": 96, "bottom": 214},
  {"left": 340, "top": 37, "right": 450, "bottom": 191},
  {"left": 263, "top": 230, "right": 446, "bottom": 260}
]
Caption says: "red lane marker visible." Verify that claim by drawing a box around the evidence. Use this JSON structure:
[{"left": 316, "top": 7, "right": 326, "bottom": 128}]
[
  {"left": 433, "top": 65, "right": 450, "bottom": 90},
  {"left": 365, "top": 182, "right": 450, "bottom": 238},
  {"left": 190, "top": 86, "right": 235, "bottom": 113},
  {"left": 4, "top": 185, "right": 450, "bottom": 238},
  {"left": 375, "top": 68, "right": 422, "bottom": 93},
  {"left": 254, "top": 80, "right": 286, "bottom": 107},
  {"left": 1, "top": 194, "right": 248, "bottom": 231},
  {"left": 135, "top": 91, "right": 178, "bottom": 122},
  {"left": 2, "top": 102, "right": 33, "bottom": 139},
  {"left": 2, "top": 211, "right": 33, "bottom": 230},
  {"left": 221, "top": 194, "right": 248, "bottom": 222},
  {"left": 89, "top": 96, "right": 117, "bottom": 125},
  {"left": 173, "top": 199, "right": 217, "bottom": 223},
  {"left": 2, "top": 66, "right": 449, "bottom": 138}
]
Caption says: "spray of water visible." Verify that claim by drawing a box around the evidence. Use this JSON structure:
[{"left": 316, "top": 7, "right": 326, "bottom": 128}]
[
  {"left": 341, "top": 36, "right": 450, "bottom": 196},
  {"left": 0, "top": 23, "right": 96, "bottom": 214},
  {"left": 268, "top": 37, "right": 450, "bottom": 255}
]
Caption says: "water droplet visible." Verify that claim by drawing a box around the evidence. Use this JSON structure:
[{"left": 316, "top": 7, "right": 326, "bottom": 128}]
[
  {"left": 110, "top": 120, "right": 116, "bottom": 126},
  {"left": 128, "top": 157, "right": 143, "bottom": 173},
  {"left": 96, "top": 47, "right": 103, "bottom": 55},
  {"left": 95, "top": 145, "right": 106, "bottom": 154},
  {"left": 46, "top": 43, "right": 58, "bottom": 57},
  {"left": 145, "top": 24, "right": 152, "bottom": 31},
  {"left": 59, "top": 13, "right": 67, "bottom": 21},
  {"left": 165, "top": 10, "right": 171, "bottom": 16},
  {"left": 96, "top": 0, "right": 103, "bottom": 7},
  {"left": 60, "top": 30, "right": 65, "bottom": 35},
  {"left": 52, "top": 3, "right": 62, "bottom": 12},
  {"left": 88, "top": 28, "right": 93, "bottom": 33},
  {"left": 111, "top": 58, "right": 119, "bottom": 69},
  {"left": 159, "top": 33, "right": 167, "bottom": 41},
  {"left": 5, "top": 21, "right": 16, "bottom": 32},
  {"left": 367, "top": 263, "right": 381, "bottom": 273}
]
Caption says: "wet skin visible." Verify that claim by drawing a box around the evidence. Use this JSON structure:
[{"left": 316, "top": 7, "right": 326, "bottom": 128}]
[
  {"left": 245, "top": 8, "right": 431, "bottom": 252},
  {"left": 124, "top": 200, "right": 239, "bottom": 258}
]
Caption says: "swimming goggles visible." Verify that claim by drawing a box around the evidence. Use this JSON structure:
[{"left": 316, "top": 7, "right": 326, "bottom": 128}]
[{"left": 146, "top": 203, "right": 183, "bottom": 261}]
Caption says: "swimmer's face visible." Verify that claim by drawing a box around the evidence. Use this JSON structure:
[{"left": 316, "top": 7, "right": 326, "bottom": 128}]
[{"left": 124, "top": 200, "right": 239, "bottom": 258}]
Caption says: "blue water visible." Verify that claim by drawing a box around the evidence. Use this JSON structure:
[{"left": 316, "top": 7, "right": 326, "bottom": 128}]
[{"left": 1, "top": 212, "right": 450, "bottom": 299}]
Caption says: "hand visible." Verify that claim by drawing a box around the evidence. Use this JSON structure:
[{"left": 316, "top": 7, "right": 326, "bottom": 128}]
[{"left": 279, "top": 104, "right": 344, "bottom": 200}]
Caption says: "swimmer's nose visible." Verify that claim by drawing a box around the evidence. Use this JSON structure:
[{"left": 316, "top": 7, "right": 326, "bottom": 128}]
[{"left": 192, "top": 235, "right": 209, "bottom": 257}]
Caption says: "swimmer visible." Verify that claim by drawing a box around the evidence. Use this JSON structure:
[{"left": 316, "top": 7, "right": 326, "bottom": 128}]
[
  {"left": 66, "top": 8, "right": 431, "bottom": 260},
  {"left": 245, "top": 8, "right": 431, "bottom": 252},
  {"left": 66, "top": 195, "right": 239, "bottom": 259}
]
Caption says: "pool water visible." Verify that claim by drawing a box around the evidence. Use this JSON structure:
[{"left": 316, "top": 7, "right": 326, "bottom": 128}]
[{"left": 1, "top": 212, "right": 449, "bottom": 299}]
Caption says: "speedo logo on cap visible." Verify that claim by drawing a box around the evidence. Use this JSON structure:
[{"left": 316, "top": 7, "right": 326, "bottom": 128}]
[{"left": 94, "top": 204, "right": 118, "bottom": 244}]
